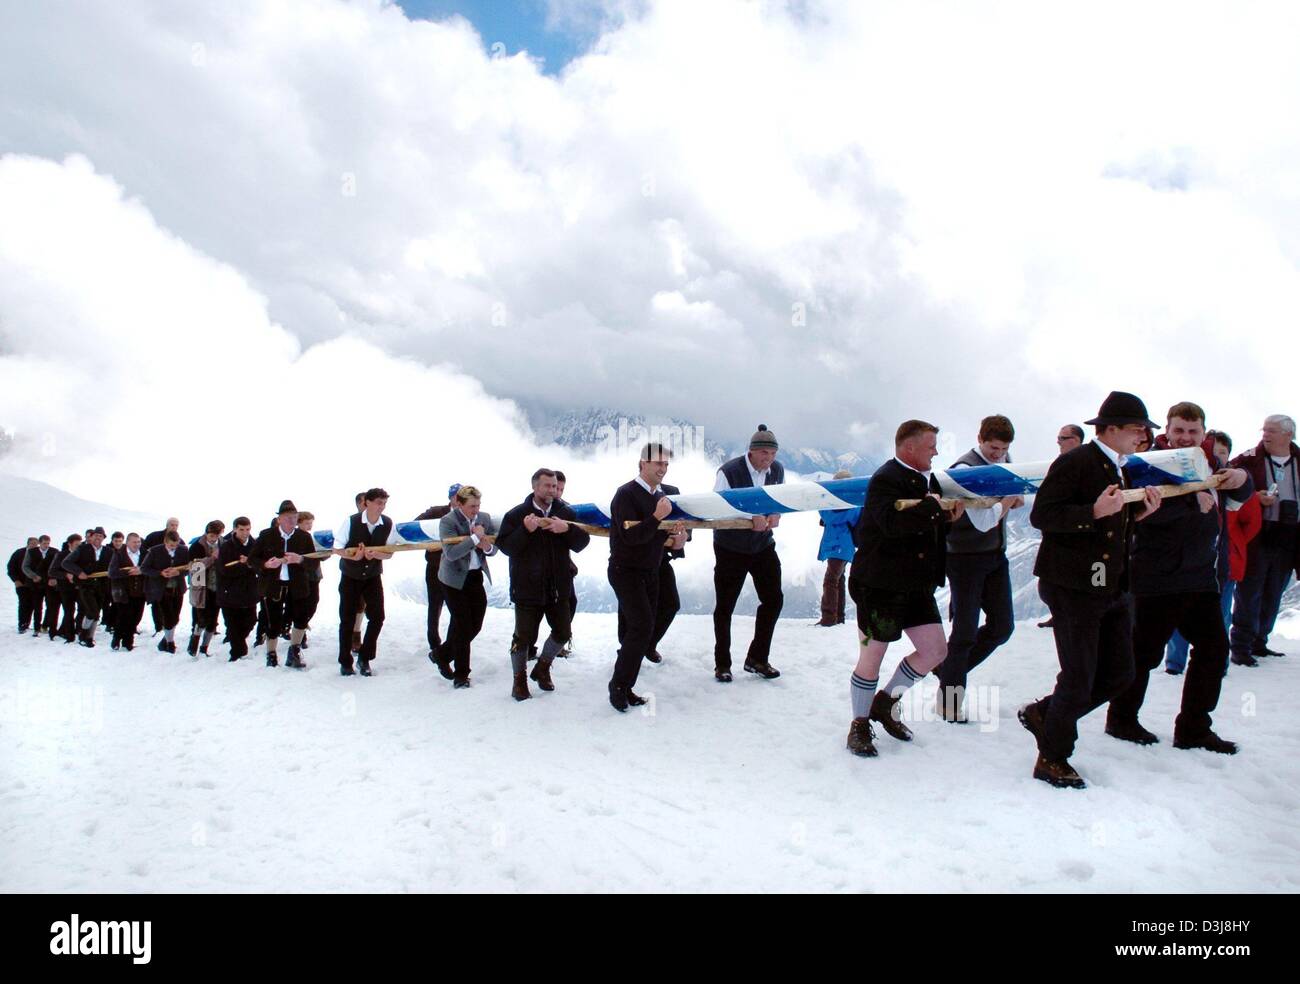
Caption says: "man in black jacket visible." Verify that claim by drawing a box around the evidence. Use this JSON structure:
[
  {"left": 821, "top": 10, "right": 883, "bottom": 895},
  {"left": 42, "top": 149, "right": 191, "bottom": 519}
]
[
  {"left": 607, "top": 443, "right": 681, "bottom": 711},
  {"left": 1019, "top": 392, "right": 1163, "bottom": 789},
  {"left": 9, "top": 537, "right": 37, "bottom": 633},
  {"left": 846, "top": 421, "right": 964, "bottom": 757},
  {"left": 1105, "top": 402, "right": 1249, "bottom": 754},
  {"left": 712, "top": 424, "right": 786, "bottom": 682},
  {"left": 250, "top": 501, "right": 317, "bottom": 669},
  {"left": 22, "top": 535, "right": 55, "bottom": 636},
  {"left": 63, "top": 527, "right": 114, "bottom": 647},
  {"left": 141, "top": 530, "right": 190, "bottom": 653},
  {"left": 47, "top": 535, "right": 82, "bottom": 642},
  {"left": 415, "top": 486, "right": 457, "bottom": 667},
  {"left": 495, "top": 469, "right": 592, "bottom": 700},
  {"left": 217, "top": 518, "right": 258, "bottom": 661},
  {"left": 143, "top": 518, "right": 180, "bottom": 634}
]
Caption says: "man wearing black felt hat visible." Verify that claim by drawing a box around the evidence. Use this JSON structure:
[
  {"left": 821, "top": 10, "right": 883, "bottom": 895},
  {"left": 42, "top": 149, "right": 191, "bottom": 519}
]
[{"left": 1018, "top": 391, "right": 1163, "bottom": 789}]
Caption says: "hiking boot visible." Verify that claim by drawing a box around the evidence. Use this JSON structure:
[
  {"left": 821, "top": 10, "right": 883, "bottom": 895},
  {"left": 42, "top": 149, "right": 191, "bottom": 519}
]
[
  {"left": 511, "top": 671, "right": 532, "bottom": 702},
  {"left": 846, "top": 718, "right": 878, "bottom": 757},
  {"left": 1173, "top": 730, "right": 1238, "bottom": 755},
  {"left": 1032, "top": 754, "right": 1086, "bottom": 789},
  {"left": 743, "top": 659, "right": 780, "bottom": 679},
  {"left": 1105, "top": 719, "right": 1159, "bottom": 745},
  {"left": 530, "top": 659, "right": 555, "bottom": 692},
  {"left": 869, "top": 691, "right": 913, "bottom": 742}
]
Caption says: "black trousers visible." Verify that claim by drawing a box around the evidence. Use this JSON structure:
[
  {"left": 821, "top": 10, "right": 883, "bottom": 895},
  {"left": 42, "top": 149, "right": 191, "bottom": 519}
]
[
  {"left": 1230, "top": 524, "right": 1296, "bottom": 655},
  {"left": 712, "top": 544, "right": 783, "bottom": 670},
  {"left": 77, "top": 581, "right": 109, "bottom": 625},
  {"left": 1109, "top": 590, "right": 1227, "bottom": 739},
  {"left": 54, "top": 583, "right": 78, "bottom": 639},
  {"left": 302, "top": 581, "right": 321, "bottom": 627},
  {"left": 115, "top": 597, "right": 146, "bottom": 646},
  {"left": 512, "top": 595, "right": 571, "bottom": 658},
  {"left": 42, "top": 583, "right": 61, "bottom": 634},
  {"left": 223, "top": 606, "right": 257, "bottom": 658},
  {"left": 264, "top": 583, "right": 310, "bottom": 636},
  {"left": 939, "top": 551, "right": 1014, "bottom": 697},
  {"left": 651, "top": 559, "right": 680, "bottom": 650},
  {"left": 150, "top": 600, "right": 163, "bottom": 633},
  {"left": 157, "top": 592, "right": 183, "bottom": 631},
  {"left": 609, "top": 564, "right": 659, "bottom": 693},
  {"left": 425, "top": 562, "right": 447, "bottom": 652},
  {"left": 16, "top": 583, "right": 40, "bottom": 631},
  {"left": 1032, "top": 580, "right": 1136, "bottom": 761},
  {"left": 443, "top": 570, "right": 487, "bottom": 681},
  {"left": 338, "top": 575, "right": 385, "bottom": 667},
  {"left": 191, "top": 602, "right": 219, "bottom": 635}
]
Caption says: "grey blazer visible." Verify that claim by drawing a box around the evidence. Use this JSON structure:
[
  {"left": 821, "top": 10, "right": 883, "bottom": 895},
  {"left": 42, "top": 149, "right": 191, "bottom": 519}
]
[{"left": 438, "top": 508, "right": 498, "bottom": 589}]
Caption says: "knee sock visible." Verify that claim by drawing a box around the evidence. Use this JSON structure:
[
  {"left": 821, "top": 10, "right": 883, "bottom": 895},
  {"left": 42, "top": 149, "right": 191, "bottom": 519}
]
[
  {"left": 884, "top": 656, "right": 924, "bottom": 698},
  {"left": 851, "top": 673, "right": 878, "bottom": 719}
]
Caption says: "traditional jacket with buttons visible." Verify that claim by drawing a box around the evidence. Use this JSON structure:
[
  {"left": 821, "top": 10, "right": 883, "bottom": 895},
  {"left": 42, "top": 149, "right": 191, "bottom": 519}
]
[
  {"left": 1031, "top": 441, "right": 1142, "bottom": 596},
  {"left": 850, "top": 458, "right": 949, "bottom": 593}
]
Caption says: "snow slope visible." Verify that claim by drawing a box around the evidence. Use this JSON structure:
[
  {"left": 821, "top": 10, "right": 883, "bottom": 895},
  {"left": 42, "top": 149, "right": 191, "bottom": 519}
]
[{"left": 1, "top": 474, "right": 1297, "bottom": 892}]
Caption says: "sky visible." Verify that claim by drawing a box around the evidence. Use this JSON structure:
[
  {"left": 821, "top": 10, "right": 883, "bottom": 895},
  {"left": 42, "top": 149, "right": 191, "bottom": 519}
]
[{"left": 3, "top": 0, "right": 1300, "bottom": 529}]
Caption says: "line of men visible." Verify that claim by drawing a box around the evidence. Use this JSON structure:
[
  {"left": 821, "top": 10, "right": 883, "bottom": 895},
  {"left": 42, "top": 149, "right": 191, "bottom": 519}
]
[
  {"left": 842, "top": 394, "right": 1296, "bottom": 791},
  {"left": 9, "top": 404, "right": 1295, "bottom": 763}
]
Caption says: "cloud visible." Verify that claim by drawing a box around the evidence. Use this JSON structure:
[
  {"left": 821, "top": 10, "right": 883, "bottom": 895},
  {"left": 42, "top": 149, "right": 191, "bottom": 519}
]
[{"left": 2, "top": 0, "right": 1300, "bottom": 463}]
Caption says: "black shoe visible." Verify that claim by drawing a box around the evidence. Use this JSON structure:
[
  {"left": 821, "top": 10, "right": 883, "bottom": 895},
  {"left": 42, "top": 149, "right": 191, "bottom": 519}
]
[
  {"left": 358, "top": 658, "right": 372, "bottom": 677},
  {"left": 1105, "top": 720, "right": 1159, "bottom": 745},
  {"left": 340, "top": 663, "right": 355, "bottom": 676},
  {"left": 230, "top": 654, "right": 242, "bottom": 663},
  {"left": 124, "top": 641, "right": 134, "bottom": 652},
  {"left": 187, "top": 635, "right": 200, "bottom": 657},
  {"left": 846, "top": 718, "right": 878, "bottom": 757},
  {"left": 158, "top": 638, "right": 168, "bottom": 653},
  {"left": 168, "top": 641, "right": 177, "bottom": 654},
  {"left": 869, "top": 691, "right": 913, "bottom": 742},
  {"left": 453, "top": 677, "right": 471, "bottom": 689},
  {"left": 110, "top": 638, "right": 121, "bottom": 651},
  {"left": 1032, "top": 754, "right": 1086, "bottom": 789},
  {"left": 254, "top": 630, "right": 266, "bottom": 648},
  {"left": 609, "top": 686, "right": 629, "bottom": 712},
  {"left": 430, "top": 648, "right": 455, "bottom": 680},
  {"left": 1252, "top": 645, "right": 1284, "bottom": 657},
  {"left": 79, "top": 637, "right": 95, "bottom": 649},
  {"left": 1037, "top": 617, "right": 1055, "bottom": 629},
  {"left": 1230, "top": 653, "right": 1259, "bottom": 667},
  {"left": 626, "top": 689, "right": 648, "bottom": 707},
  {"left": 1017, "top": 700, "right": 1048, "bottom": 745},
  {"left": 743, "top": 659, "right": 781, "bottom": 679},
  {"left": 266, "top": 654, "right": 278, "bottom": 668},
  {"left": 715, "top": 669, "right": 733, "bottom": 683},
  {"left": 200, "top": 645, "right": 209, "bottom": 657},
  {"left": 1165, "top": 667, "right": 1184, "bottom": 675},
  {"left": 286, "top": 646, "right": 305, "bottom": 670},
  {"left": 1173, "top": 730, "right": 1238, "bottom": 755},
  {"left": 646, "top": 650, "right": 663, "bottom": 664}
]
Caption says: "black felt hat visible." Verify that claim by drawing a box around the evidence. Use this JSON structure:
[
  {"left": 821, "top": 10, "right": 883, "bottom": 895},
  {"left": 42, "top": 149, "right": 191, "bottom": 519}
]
[{"left": 1084, "top": 392, "right": 1159, "bottom": 429}]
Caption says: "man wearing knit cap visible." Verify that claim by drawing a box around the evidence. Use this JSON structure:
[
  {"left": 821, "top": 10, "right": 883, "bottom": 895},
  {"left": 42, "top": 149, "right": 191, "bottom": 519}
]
[{"left": 711, "top": 424, "right": 785, "bottom": 682}]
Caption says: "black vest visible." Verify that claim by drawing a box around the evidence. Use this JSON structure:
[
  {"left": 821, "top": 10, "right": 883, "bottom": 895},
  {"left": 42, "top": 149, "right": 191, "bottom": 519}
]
[
  {"left": 340, "top": 513, "right": 393, "bottom": 581},
  {"left": 714, "top": 456, "right": 785, "bottom": 555}
]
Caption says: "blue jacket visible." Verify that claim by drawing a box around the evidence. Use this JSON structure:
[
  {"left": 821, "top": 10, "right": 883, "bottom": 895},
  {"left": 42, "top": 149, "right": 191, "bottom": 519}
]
[{"left": 818, "top": 507, "right": 861, "bottom": 562}]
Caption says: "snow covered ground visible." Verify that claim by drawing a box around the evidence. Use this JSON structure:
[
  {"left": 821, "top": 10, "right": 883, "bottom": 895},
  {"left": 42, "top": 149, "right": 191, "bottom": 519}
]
[{"left": 2, "top": 590, "right": 1297, "bottom": 893}]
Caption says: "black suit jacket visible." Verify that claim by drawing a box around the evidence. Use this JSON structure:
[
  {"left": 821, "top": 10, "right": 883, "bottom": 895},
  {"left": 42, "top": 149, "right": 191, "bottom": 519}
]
[
  {"left": 249, "top": 525, "right": 318, "bottom": 599},
  {"left": 1031, "top": 441, "right": 1140, "bottom": 595},
  {"left": 850, "top": 459, "right": 949, "bottom": 593}
]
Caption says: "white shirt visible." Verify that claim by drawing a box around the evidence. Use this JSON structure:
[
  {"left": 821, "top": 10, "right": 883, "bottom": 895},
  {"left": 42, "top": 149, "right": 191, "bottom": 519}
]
[
  {"left": 459, "top": 508, "right": 485, "bottom": 570},
  {"left": 714, "top": 456, "right": 771, "bottom": 492},
  {"left": 126, "top": 549, "right": 140, "bottom": 566},
  {"left": 531, "top": 498, "right": 552, "bottom": 517},
  {"left": 279, "top": 526, "right": 294, "bottom": 581},
  {"left": 893, "top": 455, "right": 932, "bottom": 481},
  {"left": 1092, "top": 438, "right": 1128, "bottom": 483},
  {"left": 333, "top": 512, "right": 400, "bottom": 554},
  {"left": 635, "top": 476, "right": 661, "bottom": 496}
]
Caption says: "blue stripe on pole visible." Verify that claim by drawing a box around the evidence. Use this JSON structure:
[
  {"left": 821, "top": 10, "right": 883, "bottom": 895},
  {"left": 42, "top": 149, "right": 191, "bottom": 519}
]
[{"left": 943, "top": 465, "right": 1038, "bottom": 497}]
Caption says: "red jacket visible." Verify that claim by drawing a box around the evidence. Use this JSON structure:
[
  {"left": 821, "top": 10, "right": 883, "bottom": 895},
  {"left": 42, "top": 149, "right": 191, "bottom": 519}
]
[{"left": 1226, "top": 495, "right": 1262, "bottom": 582}]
